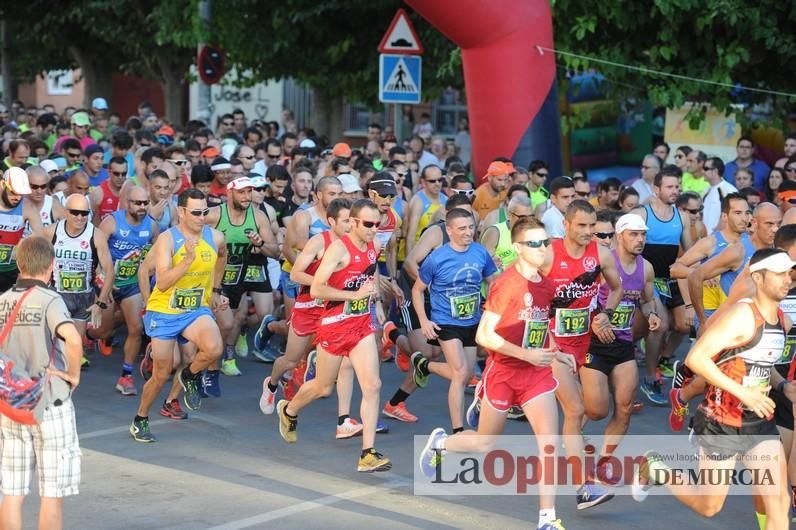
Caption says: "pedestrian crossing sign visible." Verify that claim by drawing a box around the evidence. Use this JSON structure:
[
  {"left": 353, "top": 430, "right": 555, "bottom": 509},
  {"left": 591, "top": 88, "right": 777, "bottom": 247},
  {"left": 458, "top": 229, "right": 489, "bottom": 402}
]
[{"left": 379, "top": 54, "right": 422, "bottom": 104}]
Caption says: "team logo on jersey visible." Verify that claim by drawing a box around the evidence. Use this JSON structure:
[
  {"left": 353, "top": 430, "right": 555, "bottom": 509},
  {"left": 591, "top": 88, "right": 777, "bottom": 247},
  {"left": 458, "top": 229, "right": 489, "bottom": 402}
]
[
  {"left": 559, "top": 261, "right": 568, "bottom": 269},
  {"left": 120, "top": 229, "right": 130, "bottom": 237},
  {"left": 524, "top": 293, "right": 533, "bottom": 307},
  {"left": 80, "top": 240, "right": 89, "bottom": 249},
  {"left": 354, "top": 255, "right": 361, "bottom": 262},
  {"left": 583, "top": 256, "right": 598, "bottom": 271},
  {"left": 367, "top": 249, "right": 377, "bottom": 263},
  {"left": 201, "top": 250, "right": 212, "bottom": 262},
  {"left": 40, "top": 212, "right": 47, "bottom": 220}
]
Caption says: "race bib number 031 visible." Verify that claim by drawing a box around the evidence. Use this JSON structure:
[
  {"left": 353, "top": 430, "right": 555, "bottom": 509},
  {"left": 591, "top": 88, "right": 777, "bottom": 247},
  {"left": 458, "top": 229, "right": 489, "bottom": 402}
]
[
  {"left": 450, "top": 293, "right": 479, "bottom": 320},
  {"left": 522, "top": 320, "right": 549, "bottom": 348},
  {"left": 555, "top": 307, "right": 589, "bottom": 337}
]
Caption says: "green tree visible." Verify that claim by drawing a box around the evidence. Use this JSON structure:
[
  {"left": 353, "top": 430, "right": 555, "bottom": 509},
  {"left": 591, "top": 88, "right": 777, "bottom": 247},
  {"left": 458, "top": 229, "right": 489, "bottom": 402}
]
[{"left": 551, "top": 0, "right": 796, "bottom": 126}]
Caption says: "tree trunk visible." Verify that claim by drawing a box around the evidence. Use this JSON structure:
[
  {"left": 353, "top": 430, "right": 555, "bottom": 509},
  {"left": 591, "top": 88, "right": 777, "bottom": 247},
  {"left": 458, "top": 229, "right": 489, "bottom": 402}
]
[
  {"left": 0, "top": 19, "right": 15, "bottom": 107},
  {"left": 161, "top": 71, "right": 184, "bottom": 124},
  {"left": 311, "top": 89, "right": 345, "bottom": 140},
  {"left": 69, "top": 46, "right": 112, "bottom": 109}
]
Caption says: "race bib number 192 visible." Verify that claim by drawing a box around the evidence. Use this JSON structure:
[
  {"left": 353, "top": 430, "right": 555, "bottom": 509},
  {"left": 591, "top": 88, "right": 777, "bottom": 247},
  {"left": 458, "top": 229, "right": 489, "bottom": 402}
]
[{"left": 555, "top": 307, "right": 589, "bottom": 337}]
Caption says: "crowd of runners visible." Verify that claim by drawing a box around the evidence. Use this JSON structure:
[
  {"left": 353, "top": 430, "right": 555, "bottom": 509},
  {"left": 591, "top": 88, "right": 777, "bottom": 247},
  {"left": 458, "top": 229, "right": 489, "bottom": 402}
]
[{"left": 2, "top": 100, "right": 796, "bottom": 529}]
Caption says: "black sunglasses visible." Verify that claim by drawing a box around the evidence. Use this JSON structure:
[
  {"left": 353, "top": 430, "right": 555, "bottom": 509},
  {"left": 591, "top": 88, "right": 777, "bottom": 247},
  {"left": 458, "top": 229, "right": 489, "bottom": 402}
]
[
  {"left": 68, "top": 209, "right": 90, "bottom": 217},
  {"left": 267, "top": 154, "right": 281, "bottom": 160},
  {"left": 424, "top": 178, "right": 442, "bottom": 184},
  {"left": 594, "top": 232, "right": 614, "bottom": 239},
  {"left": 353, "top": 218, "right": 378, "bottom": 228},
  {"left": 686, "top": 207, "right": 704, "bottom": 214},
  {"left": 131, "top": 200, "right": 150, "bottom": 206},
  {"left": 29, "top": 183, "right": 48, "bottom": 190},
  {"left": 110, "top": 171, "right": 127, "bottom": 177},
  {"left": 517, "top": 239, "right": 551, "bottom": 248},
  {"left": 455, "top": 189, "right": 475, "bottom": 197},
  {"left": 254, "top": 187, "right": 267, "bottom": 192},
  {"left": 66, "top": 151, "right": 81, "bottom": 158}
]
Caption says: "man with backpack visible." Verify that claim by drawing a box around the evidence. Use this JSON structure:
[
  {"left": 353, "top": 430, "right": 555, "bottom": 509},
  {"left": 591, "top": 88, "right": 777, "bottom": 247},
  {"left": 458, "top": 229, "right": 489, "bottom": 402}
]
[{"left": 0, "top": 235, "right": 83, "bottom": 530}]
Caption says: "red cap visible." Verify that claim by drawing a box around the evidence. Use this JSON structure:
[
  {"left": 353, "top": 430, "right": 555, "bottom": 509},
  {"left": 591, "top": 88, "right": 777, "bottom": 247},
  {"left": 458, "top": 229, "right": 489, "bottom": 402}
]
[
  {"left": 157, "top": 125, "right": 175, "bottom": 137},
  {"left": 332, "top": 142, "right": 352, "bottom": 158},
  {"left": 484, "top": 161, "right": 510, "bottom": 178}
]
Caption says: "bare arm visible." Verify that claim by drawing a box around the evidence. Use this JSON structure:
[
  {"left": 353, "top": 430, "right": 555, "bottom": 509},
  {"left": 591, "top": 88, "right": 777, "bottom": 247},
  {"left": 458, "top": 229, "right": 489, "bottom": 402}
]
[
  {"left": 89, "top": 187, "right": 102, "bottom": 226},
  {"left": 153, "top": 231, "right": 193, "bottom": 292},
  {"left": 93, "top": 229, "right": 115, "bottom": 304},
  {"left": 403, "top": 225, "right": 442, "bottom": 280},
  {"left": 51, "top": 200, "right": 65, "bottom": 223},
  {"left": 405, "top": 197, "right": 422, "bottom": 253},
  {"left": 137, "top": 248, "right": 155, "bottom": 304},
  {"left": 253, "top": 209, "right": 280, "bottom": 258},
  {"left": 480, "top": 225, "right": 499, "bottom": 257},
  {"left": 53, "top": 322, "right": 83, "bottom": 390},
  {"left": 97, "top": 212, "right": 116, "bottom": 240},
  {"left": 290, "top": 234, "right": 324, "bottom": 286},
  {"left": 689, "top": 243, "right": 742, "bottom": 325},
  {"left": 476, "top": 310, "right": 558, "bottom": 367},
  {"left": 670, "top": 236, "right": 713, "bottom": 279},
  {"left": 310, "top": 240, "right": 374, "bottom": 302},
  {"left": 212, "top": 230, "right": 227, "bottom": 291},
  {"left": 23, "top": 200, "right": 43, "bottom": 234}
]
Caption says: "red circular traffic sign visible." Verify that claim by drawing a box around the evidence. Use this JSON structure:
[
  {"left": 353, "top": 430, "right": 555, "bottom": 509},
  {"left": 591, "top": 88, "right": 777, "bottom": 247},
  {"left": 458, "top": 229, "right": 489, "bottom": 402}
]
[{"left": 198, "top": 45, "right": 225, "bottom": 85}]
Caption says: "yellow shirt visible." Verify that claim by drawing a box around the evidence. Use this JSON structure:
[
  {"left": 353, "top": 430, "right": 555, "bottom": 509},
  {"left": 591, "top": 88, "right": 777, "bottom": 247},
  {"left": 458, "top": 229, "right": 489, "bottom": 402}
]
[{"left": 147, "top": 226, "right": 217, "bottom": 314}]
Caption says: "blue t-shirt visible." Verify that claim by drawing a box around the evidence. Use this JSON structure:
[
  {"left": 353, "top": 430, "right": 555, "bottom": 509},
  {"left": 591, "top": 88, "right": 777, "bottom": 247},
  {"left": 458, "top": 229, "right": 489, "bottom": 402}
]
[{"left": 419, "top": 242, "right": 497, "bottom": 327}]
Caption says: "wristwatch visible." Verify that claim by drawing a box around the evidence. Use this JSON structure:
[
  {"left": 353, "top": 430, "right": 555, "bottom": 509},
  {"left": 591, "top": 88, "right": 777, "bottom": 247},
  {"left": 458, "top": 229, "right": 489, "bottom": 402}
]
[
  {"left": 96, "top": 300, "right": 108, "bottom": 309},
  {"left": 213, "top": 287, "right": 223, "bottom": 294}
]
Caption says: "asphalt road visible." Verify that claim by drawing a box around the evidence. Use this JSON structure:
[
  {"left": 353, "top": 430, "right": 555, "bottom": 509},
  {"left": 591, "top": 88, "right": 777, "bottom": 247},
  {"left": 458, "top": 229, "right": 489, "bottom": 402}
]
[{"left": 16, "top": 339, "right": 768, "bottom": 529}]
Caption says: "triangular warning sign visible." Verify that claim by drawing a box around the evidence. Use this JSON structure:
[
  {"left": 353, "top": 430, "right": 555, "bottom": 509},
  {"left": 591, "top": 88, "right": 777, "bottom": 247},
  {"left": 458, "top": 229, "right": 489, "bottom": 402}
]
[
  {"left": 383, "top": 57, "right": 418, "bottom": 93},
  {"left": 377, "top": 8, "right": 424, "bottom": 55}
]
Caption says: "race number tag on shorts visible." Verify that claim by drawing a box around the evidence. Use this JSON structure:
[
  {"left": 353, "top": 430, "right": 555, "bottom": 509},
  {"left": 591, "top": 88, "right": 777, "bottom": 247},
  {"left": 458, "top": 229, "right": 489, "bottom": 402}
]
[
  {"left": 555, "top": 307, "right": 589, "bottom": 337},
  {"left": 116, "top": 259, "right": 138, "bottom": 281},
  {"left": 244, "top": 265, "right": 266, "bottom": 283},
  {"left": 344, "top": 297, "right": 370, "bottom": 316},
  {"left": 450, "top": 293, "right": 479, "bottom": 320},
  {"left": 740, "top": 369, "right": 771, "bottom": 410},
  {"left": 170, "top": 287, "right": 204, "bottom": 311},
  {"left": 0, "top": 244, "right": 14, "bottom": 265},
  {"left": 222, "top": 264, "right": 243, "bottom": 285},
  {"left": 610, "top": 302, "right": 635, "bottom": 330},
  {"left": 653, "top": 277, "right": 671, "bottom": 298},
  {"left": 59, "top": 271, "right": 87, "bottom": 292},
  {"left": 522, "top": 320, "right": 549, "bottom": 348}
]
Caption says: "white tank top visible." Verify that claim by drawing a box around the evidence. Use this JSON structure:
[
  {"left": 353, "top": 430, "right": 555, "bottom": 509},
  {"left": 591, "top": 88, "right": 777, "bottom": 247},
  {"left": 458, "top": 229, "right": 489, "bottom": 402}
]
[
  {"left": 52, "top": 220, "right": 95, "bottom": 294},
  {"left": 24, "top": 195, "right": 54, "bottom": 237}
]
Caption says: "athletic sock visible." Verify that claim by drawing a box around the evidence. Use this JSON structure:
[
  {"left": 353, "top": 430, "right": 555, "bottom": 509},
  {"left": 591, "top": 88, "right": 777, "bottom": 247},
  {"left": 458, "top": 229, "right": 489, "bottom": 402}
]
[
  {"left": 224, "top": 345, "right": 235, "bottom": 360},
  {"left": 452, "top": 426, "right": 464, "bottom": 434},
  {"left": 361, "top": 448, "right": 375, "bottom": 458},
  {"left": 338, "top": 415, "right": 349, "bottom": 426},
  {"left": 388, "top": 327, "right": 401, "bottom": 344},
  {"left": 389, "top": 389, "right": 410, "bottom": 406},
  {"left": 183, "top": 366, "right": 200, "bottom": 381},
  {"left": 134, "top": 415, "right": 148, "bottom": 423},
  {"left": 121, "top": 363, "right": 133, "bottom": 377},
  {"left": 267, "top": 380, "right": 278, "bottom": 393},
  {"left": 538, "top": 508, "right": 556, "bottom": 527}
]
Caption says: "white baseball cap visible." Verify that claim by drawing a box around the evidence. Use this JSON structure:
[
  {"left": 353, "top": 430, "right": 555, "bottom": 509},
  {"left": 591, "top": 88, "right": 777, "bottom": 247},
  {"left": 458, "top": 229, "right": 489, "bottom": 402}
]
[
  {"left": 299, "top": 138, "right": 316, "bottom": 149},
  {"left": 3, "top": 167, "right": 31, "bottom": 195},
  {"left": 227, "top": 176, "right": 254, "bottom": 191},
  {"left": 615, "top": 213, "right": 648, "bottom": 234},
  {"left": 337, "top": 174, "right": 362, "bottom": 193},
  {"left": 749, "top": 251, "right": 796, "bottom": 274},
  {"left": 40, "top": 159, "right": 59, "bottom": 174},
  {"left": 91, "top": 97, "right": 109, "bottom": 110}
]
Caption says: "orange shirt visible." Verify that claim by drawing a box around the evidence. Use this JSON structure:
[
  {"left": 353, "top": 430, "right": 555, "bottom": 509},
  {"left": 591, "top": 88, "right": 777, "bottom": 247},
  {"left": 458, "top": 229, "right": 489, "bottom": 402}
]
[{"left": 472, "top": 183, "right": 507, "bottom": 220}]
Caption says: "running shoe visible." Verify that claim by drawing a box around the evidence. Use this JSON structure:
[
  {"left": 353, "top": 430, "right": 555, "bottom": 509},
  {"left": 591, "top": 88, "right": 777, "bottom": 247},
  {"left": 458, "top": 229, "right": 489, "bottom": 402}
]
[
  {"left": 221, "top": 358, "right": 242, "bottom": 376},
  {"left": 418, "top": 427, "right": 447, "bottom": 478},
  {"left": 632, "top": 400, "right": 644, "bottom": 414},
  {"left": 304, "top": 350, "right": 317, "bottom": 384},
  {"left": 657, "top": 357, "right": 675, "bottom": 378},
  {"left": 358, "top": 449, "right": 392, "bottom": 472},
  {"left": 381, "top": 321, "right": 397, "bottom": 358},
  {"left": 260, "top": 376, "right": 277, "bottom": 415},
  {"left": 538, "top": 520, "right": 566, "bottom": 530},
  {"left": 640, "top": 379, "right": 667, "bottom": 406},
  {"left": 671, "top": 360, "right": 691, "bottom": 390},
  {"left": 130, "top": 417, "right": 156, "bottom": 442},
  {"left": 411, "top": 352, "right": 429, "bottom": 388},
  {"left": 277, "top": 400, "right": 297, "bottom": 443},
  {"left": 283, "top": 373, "right": 299, "bottom": 401},
  {"left": 115, "top": 375, "right": 137, "bottom": 396},
  {"left": 97, "top": 338, "right": 113, "bottom": 357},
  {"left": 395, "top": 349, "right": 411, "bottom": 373},
  {"left": 575, "top": 483, "right": 614, "bottom": 510},
  {"left": 252, "top": 343, "right": 280, "bottom": 363},
  {"left": 160, "top": 399, "right": 188, "bottom": 420},
  {"left": 465, "top": 375, "right": 480, "bottom": 394},
  {"left": 631, "top": 451, "right": 668, "bottom": 502},
  {"left": 202, "top": 370, "right": 221, "bottom": 398},
  {"left": 140, "top": 343, "right": 153, "bottom": 381},
  {"left": 254, "top": 314, "right": 275, "bottom": 354},
  {"left": 235, "top": 332, "right": 249, "bottom": 358},
  {"left": 376, "top": 419, "right": 389, "bottom": 434},
  {"left": 179, "top": 369, "right": 203, "bottom": 411},
  {"left": 293, "top": 359, "right": 308, "bottom": 389},
  {"left": 81, "top": 355, "right": 91, "bottom": 371},
  {"left": 507, "top": 406, "right": 525, "bottom": 420},
  {"left": 668, "top": 388, "right": 689, "bottom": 432},
  {"left": 336, "top": 418, "right": 364, "bottom": 439},
  {"left": 466, "top": 381, "right": 482, "bottom": 428},
  {"left": 382, "top": 402, "right": 418, "bottom": 423}
]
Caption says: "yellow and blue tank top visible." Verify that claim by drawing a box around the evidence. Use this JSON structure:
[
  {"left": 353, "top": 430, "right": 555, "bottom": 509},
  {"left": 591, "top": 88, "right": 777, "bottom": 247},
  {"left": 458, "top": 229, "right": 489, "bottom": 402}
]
[
  {"left": 147, "top": 225, "right": 217, "bottom": 314},
  {"left": 415, "top": 191, "right": 447, "bottom": 242}
]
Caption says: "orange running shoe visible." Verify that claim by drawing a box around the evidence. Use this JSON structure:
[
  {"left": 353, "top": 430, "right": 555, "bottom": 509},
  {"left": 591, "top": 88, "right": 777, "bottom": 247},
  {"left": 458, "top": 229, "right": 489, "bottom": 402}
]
[{"left": 382, "top": 401, "right": 418, "bottom": 423}]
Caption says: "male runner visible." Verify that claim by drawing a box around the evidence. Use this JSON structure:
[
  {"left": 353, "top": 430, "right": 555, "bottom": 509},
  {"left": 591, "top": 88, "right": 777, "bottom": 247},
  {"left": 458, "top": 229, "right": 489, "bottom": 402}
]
[
  {"left": 481, "top": 194, "right": 533, "bottom": 271},
  {"left": 419, "top": 216, "right": 573, "bottom": 530},
  {"left": 44, "top": 194, "right": 114, "bottom": 368},
  {"left": 410, "top": 208, "right": 498, "bottom": 433},
  {"left": 147, "top": 169, "right": 177, "bottom": 233},
  {"left": 634, "top": 248, "right": 795, "bottom": 530},
  {"left": 276, "top": 199, "right": 391, "bottom": 472},
  {"left": 632, "top": 166, "right": 690, "bottom": 404},
  {"left": 540, "top": 199, "right": 623, "bottom": 509},
  {"left": 206, "top": 176, "right": 280, "bottom": 376},
  {"left": 0, "top": 167, "right": 43, "bottom": 291},
  {"left": 24, "top": 165, "right": 63, "bottom": 236},
  {"left": 405, "top": 165, "right": 446, "bottom": 253},
  {"left": 130, "top": 189, "right": 228, "bottom": 442},
  {"left": 97, "top": 186, "right": 159, "bottom": 395},
  {"left": 90, "top": 155, "right": 128, "bottom": 221},
  {"left": 581, "top": 214, "right": 661, "bottom": 467}
]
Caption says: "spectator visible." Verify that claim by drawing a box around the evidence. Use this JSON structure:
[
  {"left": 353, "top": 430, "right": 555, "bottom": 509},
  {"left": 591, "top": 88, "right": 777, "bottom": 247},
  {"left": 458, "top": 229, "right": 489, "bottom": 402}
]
[
  {"left": 540, "top": 176, "right": 576, "bottom": 238},
  {"left": 593, "top": 177, "right": 622, "bottom": 210},
  {"left": 617, "top": 185, "right": 640, "bottom": 212},
  {"left": 701, "top": 157, "right": 736, "bottom": 235},
  {"left": 724, "top": 136, "right": 770, "bottom": 191},
  {"left": 774, "top": 133, "right": 796, "bottom": 169},
  {"left": 632, "top": 154, "right": 661, "bottom": 205},
  {"left": 454, "top": 116, "right": 471, "bottom": 166},
  {"left": 682, "top": 149, "right": 709, "bottom": 196},
  {"left": 765, "top": 167, "right": 785, "bottom": 205},
  {"left": 673, "top": 145, "right": 691, "bottom": 173}
]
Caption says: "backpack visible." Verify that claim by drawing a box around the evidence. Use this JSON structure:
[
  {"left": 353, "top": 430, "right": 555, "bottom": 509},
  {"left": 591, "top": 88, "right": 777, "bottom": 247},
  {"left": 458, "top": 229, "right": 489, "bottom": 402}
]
[{"left": 0, "top": 289, "right": 51, "bottom": 425}]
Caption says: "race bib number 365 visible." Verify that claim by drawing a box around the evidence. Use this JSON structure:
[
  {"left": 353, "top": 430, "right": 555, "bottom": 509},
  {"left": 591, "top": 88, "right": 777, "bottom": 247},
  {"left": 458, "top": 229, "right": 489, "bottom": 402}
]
[
  {"left": 555, "top": 307, "right": 589, "bottom": 337},
  {"left": 344, "top": 297, "right": 370, "bottom": 316}
]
